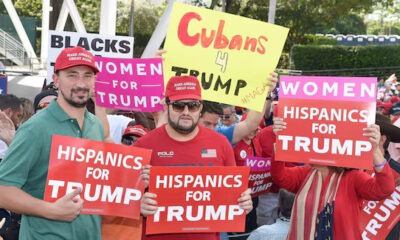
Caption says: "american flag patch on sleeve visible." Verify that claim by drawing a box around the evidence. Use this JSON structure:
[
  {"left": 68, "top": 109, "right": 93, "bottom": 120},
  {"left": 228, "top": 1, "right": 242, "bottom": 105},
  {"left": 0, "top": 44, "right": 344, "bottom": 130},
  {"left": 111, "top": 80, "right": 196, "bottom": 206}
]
[{"left": 201, "top": 149, "right": 217, "bottom": 158}]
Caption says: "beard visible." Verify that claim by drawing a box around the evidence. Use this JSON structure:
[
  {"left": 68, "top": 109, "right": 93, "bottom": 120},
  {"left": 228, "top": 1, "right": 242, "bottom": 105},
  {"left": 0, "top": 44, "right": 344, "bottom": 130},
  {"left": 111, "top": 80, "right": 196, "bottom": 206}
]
[
  {"left": 168, "top": 110, "right": 198, "bottom": 134},
  {"left": 60, "top": 87, "right": 90, "bottom": 108}
]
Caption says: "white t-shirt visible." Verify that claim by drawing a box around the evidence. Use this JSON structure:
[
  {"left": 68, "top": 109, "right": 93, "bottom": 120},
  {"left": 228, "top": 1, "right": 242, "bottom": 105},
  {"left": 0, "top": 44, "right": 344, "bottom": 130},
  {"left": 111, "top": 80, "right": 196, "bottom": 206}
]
[
  {"left": 107, "top": 115, "right": 134, "bottom": 144},
  {"left": 0, "top": 139, "right": 8, "bottom": 159}
]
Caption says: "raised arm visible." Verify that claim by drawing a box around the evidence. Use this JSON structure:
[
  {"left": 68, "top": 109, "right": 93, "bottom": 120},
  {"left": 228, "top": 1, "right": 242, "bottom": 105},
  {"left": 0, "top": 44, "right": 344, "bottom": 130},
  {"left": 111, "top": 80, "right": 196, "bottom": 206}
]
[{"left": 231, "top": 72, "right": 277, "bottom": 144}]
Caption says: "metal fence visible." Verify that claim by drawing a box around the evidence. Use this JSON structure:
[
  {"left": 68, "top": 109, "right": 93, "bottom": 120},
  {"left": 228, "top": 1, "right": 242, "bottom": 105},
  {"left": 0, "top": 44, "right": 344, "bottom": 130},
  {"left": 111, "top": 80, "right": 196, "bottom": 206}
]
[{"left": 0, "top": 28, "right": 26, "bottom": 66}]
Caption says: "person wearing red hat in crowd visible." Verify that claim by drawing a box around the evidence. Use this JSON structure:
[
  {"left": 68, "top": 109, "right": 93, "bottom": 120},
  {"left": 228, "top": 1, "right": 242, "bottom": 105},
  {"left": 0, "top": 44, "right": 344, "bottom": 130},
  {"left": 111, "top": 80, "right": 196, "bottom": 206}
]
[
  {"left": 0, "top": 46, "right": 104, "bottom": 239},
  {"left": 382, "top": 101, "right": 393, "bottom": 117},
  {"left": 390, "top": 95, "right": 400, "bottom": 104},
  {"left": 150, "top": 50, "right": 278, "bottom": 147},
  {"left": 376, "top": 100, "right": 385, "bottom": 115},
  {"left": 121, "top": 124, "right": 149, "bottom": 146},
  {"left": 138, "top": 75, "right": 253, "bottom": 240}
]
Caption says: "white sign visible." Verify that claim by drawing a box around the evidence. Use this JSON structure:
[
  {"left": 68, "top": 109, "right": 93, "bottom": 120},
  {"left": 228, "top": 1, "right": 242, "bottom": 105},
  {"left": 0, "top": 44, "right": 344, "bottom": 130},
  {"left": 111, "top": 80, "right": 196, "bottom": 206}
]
[{"left": 47, "top": 31, "right": 134, "bottom": 82}]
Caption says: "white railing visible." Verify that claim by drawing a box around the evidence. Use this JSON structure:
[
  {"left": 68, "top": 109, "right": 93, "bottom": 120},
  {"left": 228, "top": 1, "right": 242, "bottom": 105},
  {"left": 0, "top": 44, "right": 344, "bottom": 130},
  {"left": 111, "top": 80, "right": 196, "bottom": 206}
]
[{"left": 0, "top": 29, "right": 26, "bottom": 66}]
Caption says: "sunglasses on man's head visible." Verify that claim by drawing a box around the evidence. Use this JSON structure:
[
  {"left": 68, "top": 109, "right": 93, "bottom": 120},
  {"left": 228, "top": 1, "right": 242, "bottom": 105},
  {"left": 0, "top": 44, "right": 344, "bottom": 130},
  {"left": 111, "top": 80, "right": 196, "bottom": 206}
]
[
  {"left": 168, "top": 101, "right": 202, "bottom": 112},
  {"left": 220, "top": 114, "right": 233, "bottom": 119},
  {"left": 37, "top": 102, "right": 50, "bottom": 110}
]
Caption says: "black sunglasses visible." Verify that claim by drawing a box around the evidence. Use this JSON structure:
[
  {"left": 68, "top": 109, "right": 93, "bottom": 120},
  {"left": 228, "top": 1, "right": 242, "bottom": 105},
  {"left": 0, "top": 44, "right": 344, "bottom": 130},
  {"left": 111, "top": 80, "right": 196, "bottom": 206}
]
[
  {"left": 220, "top": 114, "right": 233, "bottom": 119},
  {"left": 121, "top": 136, "right": 139, "bottom": 146},
  {"left": 169, "top": 101, "right": 202, "bottom": 112}
]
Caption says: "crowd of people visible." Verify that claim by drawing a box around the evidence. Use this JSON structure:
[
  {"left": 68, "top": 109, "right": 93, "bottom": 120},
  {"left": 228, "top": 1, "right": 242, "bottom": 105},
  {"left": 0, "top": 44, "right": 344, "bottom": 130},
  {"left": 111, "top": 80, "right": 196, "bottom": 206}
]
[{"left": 0, "top": 46, "right": 398, "bottom": 240}]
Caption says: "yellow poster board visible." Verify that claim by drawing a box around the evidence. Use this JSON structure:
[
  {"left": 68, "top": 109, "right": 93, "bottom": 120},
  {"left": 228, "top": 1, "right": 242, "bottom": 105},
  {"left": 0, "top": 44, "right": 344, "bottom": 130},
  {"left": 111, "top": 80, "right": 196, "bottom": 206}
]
[{"left": 163, "top": 3, "right": 289, "bottom": 111}]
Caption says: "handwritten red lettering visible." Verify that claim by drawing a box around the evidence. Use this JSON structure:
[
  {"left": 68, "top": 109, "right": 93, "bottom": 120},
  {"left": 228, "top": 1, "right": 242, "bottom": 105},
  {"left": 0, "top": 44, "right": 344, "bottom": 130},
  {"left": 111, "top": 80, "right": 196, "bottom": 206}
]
[{"left": 177, "top": 12, "right": 268, "bottom": 55}]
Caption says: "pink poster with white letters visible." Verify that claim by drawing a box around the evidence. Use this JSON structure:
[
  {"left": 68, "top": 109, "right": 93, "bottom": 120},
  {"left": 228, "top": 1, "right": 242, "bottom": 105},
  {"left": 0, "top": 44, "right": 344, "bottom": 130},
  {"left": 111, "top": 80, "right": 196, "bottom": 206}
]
[
  {"left": 95, "top": 57, "right": 164, "bottom": 112},
  {"left": 275, "top": 76, "right": 377, "bottom": 169}
]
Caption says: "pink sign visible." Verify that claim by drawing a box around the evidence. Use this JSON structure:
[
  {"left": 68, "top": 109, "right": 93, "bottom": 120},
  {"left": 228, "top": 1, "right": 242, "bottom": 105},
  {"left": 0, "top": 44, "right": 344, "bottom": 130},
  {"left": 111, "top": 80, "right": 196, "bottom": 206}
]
[
  {"left": 280, "top": 76, "right": 376, "bottom": 102},
  {"left": 276, "top": 76, "right": 376, "bottom": 169},
  {"left": 246, "top": 156, "right": 272, "bottom": 197},
  {"left": 95, "top": 57, "right": 164, "bottom": 112}
]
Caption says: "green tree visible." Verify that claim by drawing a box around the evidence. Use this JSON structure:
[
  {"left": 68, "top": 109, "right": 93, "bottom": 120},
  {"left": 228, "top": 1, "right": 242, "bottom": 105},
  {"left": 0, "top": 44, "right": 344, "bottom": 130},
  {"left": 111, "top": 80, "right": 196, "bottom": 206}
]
[
  {"left": 240, "top": 0, "right": 390, "bottom": 49},
  {"left": 13, "top": 0, "right": 42, "bottom": 18},
  {"left": 364, "top": 0, "right": 400, "bottom": 35},
  {"left": 316, "top": 13, "right": 366, "bottom": 35},
  {"left": 116, "top": 1, "right": 165, "bottom": 57}
]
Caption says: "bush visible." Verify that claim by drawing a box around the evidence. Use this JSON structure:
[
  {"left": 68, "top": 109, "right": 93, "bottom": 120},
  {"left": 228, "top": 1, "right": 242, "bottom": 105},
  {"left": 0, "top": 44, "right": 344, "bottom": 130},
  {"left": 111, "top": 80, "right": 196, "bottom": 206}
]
[{"left": 290, "top": 44, "right": 400, "bottom": 77}]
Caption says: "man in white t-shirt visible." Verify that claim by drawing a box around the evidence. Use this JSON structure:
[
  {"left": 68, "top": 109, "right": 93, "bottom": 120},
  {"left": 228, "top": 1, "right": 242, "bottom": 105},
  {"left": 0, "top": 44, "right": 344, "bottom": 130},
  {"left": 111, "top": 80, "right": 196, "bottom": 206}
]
[{"left": 106, "top": 113, "right": 134, "bottom": 144}]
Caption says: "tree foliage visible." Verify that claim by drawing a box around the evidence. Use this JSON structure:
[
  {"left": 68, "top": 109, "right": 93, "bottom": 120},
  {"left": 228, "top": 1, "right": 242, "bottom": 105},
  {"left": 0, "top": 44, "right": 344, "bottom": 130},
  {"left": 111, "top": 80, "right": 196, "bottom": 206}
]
[
  {"left": 239, "top": 0, "right": 388, "bottom": 48},
  {"left": 317, "top": 13, "right": 366, "bottom": 35},
  {"left": 0, "top": 0, "right": 41, "bottom": 18}
]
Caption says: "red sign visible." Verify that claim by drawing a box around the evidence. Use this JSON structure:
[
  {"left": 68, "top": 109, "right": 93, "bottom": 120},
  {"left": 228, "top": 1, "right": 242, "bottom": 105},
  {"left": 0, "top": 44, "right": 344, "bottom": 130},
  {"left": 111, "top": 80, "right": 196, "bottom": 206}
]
[
  {"left": 360, "top": 171, "right": 400, "bottom": 239},
  {"left": 146, "top": 166, "right": 250, "bottom": 234},
  {"left": 276, "top": 76, "right": 376, "bottom": 169},
  {"left": 44, "top": 135, "right": 151, "bottom": 219},
  {"left": 247, "top": 156, "right": 272, "bottom": 197}
]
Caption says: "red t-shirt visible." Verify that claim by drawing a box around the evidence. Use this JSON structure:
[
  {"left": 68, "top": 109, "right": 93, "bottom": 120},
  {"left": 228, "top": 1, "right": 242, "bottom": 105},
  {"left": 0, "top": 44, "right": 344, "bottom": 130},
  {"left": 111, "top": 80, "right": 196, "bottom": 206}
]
[
  {"left": 256, "top": 125, "right": 275, "bottom": 158},
  {"left": 233, "top": 138, "right": 262, "bottom": 166},
  {"left": 134, "top": 124, "right": 236, "bottom": 240}
]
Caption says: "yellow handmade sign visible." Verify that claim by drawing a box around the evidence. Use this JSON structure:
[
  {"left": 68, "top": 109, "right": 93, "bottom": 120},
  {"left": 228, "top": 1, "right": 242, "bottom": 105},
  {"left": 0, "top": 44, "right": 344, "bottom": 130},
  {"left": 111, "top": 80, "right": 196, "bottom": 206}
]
[{"left": 163, "top": 3, "right": 288, "bottom": 111}]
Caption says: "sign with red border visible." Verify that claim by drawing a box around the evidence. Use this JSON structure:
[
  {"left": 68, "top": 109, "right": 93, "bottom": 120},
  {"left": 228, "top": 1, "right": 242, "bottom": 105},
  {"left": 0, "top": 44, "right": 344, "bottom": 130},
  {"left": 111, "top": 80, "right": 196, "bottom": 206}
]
[
  {"left": 360, "top": 170, "right": 400, "bottom": 239},
  {"left": 44, "top": 135, "right": 151, "bottom": 219},
  {"left": 247, "top": 156, "right": 272, "bottom": 197},
  {"left": 146, "top": 166, "right": 250, "bottom": 234},
  {"left": 275, "top": 76, "right": 376, "bottom": 169}
]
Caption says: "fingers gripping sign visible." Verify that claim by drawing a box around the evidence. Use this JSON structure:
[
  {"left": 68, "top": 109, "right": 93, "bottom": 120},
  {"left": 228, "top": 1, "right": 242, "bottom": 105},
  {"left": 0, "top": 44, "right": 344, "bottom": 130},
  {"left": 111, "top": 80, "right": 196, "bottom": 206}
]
[{"left": 53, "top": 187, "right": 84, "bottom": 222}]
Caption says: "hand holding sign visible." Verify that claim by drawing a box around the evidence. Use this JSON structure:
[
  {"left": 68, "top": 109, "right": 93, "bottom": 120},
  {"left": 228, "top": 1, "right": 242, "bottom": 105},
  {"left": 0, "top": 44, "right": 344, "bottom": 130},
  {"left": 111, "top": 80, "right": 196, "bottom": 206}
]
[
  {"left": 140, "top": 165, "right": 151, "bottom": 188},
  {"left": 237, "top": 188, "right": 253, "bottom": 214},
  {"left": 363, "top": 124, "right": 381, "bottom": 150},
  {"left": 140, "top": 192, "right": 158, "bottom": 217},
  {"left": 272, "top": 117, "right": 286, "bottom": 134},
  {"left": 51, "top": 187, "right": 84, "bottom": 222}
]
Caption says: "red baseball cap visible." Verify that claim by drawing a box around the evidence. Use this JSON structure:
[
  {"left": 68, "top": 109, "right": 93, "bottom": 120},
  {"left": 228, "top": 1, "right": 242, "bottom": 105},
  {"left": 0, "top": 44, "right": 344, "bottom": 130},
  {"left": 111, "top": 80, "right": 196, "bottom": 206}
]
[
  {"left": 54, "top": 46, "right": 99, "bottom": 73},
  {"left": 390, "top": 96, "right": 400, "bottom": 103},
  {"left": 165, "top": 76, "right": 202, "bottom": 101},
  {"left": 382, "top": 102, "right": 393, "bottom": 115},
  {"left": 123, "top": 125, "right": 149, "bottom": 138}
]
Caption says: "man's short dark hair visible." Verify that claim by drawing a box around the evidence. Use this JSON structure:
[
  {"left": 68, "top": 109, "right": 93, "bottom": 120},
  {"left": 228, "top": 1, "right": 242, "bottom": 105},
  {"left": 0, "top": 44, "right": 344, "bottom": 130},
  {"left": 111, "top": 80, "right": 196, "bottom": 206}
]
[
  {"left": 201, "top": 100, "right": 223, "bottom": 116},
  {"left": 0, "top": 94, "right": 22, "bottom": 112}
]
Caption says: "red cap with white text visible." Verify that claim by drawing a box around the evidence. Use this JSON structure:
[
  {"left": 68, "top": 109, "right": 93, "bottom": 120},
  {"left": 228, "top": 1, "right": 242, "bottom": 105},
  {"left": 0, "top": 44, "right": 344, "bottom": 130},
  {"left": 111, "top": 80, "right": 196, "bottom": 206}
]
[
  {"left": 165, "top": 76, "right": 202, "bottom": 101},
  {"left": 54, "top": 46, "right": 99, "bottom": 73}
]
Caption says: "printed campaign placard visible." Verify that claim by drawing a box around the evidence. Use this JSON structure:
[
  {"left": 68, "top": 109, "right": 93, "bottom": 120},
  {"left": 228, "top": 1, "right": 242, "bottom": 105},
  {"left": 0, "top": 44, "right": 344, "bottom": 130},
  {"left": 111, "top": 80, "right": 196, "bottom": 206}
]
[
  {"left": 247, "top": 156, "right": 272, "bottom": 197},
  {"left": 360, "top": 171, "right": 400, "bottom": 239},
  {"left": 146, "top": 166, "right": 250, "bottom": 234},
  {"left": 47, "top": 31, "right": 134, "bottom": 82},
  {"left": 44, "top": 135, "right": 151, "bottom": 219},
  {"left": 163, "top": 2, "right": 288, "bottom": 111},
  {"left": 0, "top": 75, "right": 7, "bottom": 94},
  {"left": 94, "top": 57, "right": 164, "bottom": 112},
  {"left": 275, "top": 76, "right": 376, "bottom": 169}
]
